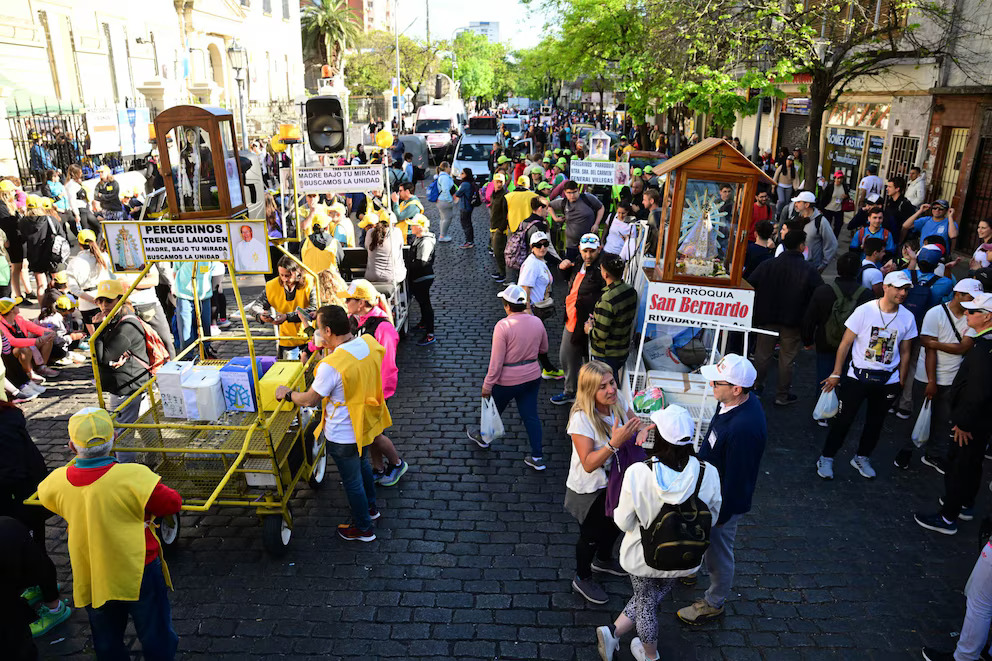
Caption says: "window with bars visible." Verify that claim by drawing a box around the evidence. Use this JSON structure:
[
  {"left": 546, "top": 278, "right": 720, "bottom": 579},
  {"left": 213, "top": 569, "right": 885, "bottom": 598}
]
[
  {"left": 263, "top": 0, "right": 271, "bottom": 14},
  {"left": 886, "top": 135, "right": 920, "bottom": 179},
  {"left": 802, "top": 0, "right": 908, "bottom": 42}
]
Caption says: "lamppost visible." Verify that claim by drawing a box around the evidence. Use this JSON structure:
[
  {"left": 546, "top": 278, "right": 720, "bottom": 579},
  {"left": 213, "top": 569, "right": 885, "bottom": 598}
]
[
  {"left": 227, "top": 39, "right": 249, "bottom": 146},
  {"left": 749, "top": 46, "right": 772, "bottom": 165},
  {"left": 451, "top": 27, "right": 468, "bottom": 82}
]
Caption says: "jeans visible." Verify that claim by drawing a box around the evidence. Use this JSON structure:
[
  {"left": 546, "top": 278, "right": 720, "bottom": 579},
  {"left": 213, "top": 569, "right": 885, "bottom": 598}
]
[
  {"left": 410, "top": 279, "right": 434, "bottom": 334},
  {"left": 558, "top": 328, "right": 587, "bottom": 397},
  {"left": 491, "top": 231, "right": 507, "bottom": 277},
  {"left": 106, "top": 392, "right": 150, "bottom": 464},
  {"left": 134, "top": 301, "right": 176, "bottom": 359},
  {"left": 956, "top": 542, "right": 992, "bottom": 660},
  {"left": 576, "top": 490, "right": 620, "bottom": 580},
  {"left": 821, "top": 376, "right": 900, "bottom": 458},
  {"left": 703, "top": 514, "right": 741, "bottom": 609},
  {"left": 85, "top": 558, "right": 178, "bottom": 661},
  {"left": 173, "top": 297, "right": 211, "bottom": 352},
  {"left": 459, "top": 209, "right": 475, "bottom": 244},
  {"left": 941, "top": 427, "right": 991, "bottom": 521},
  {"left": 753, "top": 325, "right": 802, "bottom": 400},
  {"left": 775, "top": 185, "right": 793, "bottom": 217},
  {"left": 436, "top": 200, "right": 455, "bottom": 239},
  {"left": 326, "top": 441, "right": 376, "bottom": 531},
  {"left": 815, "top": 351, "right": 835, "bottom": 387},
  {"left": 490, "top": 377, "right": 543, "bottom": 458}
]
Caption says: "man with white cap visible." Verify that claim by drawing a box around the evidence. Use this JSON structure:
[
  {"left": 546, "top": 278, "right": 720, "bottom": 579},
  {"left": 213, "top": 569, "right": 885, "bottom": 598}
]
[
  {"left": 894, "top": 277, "right": 983, "bottom": 473},
  {"left": 677, "top": 354, "right": 766, "bottom": 625},
  {"left": 915, "top": 290, "right": 992, "bottom": 536},
  {"left": 470, "top": 284, "right": 549, "bottom": 471},
  {"left": 791, "top": 190, "right": 837, "bottom": 273},
  {"left": 818, "top": 270, "right": 918, "bottom": 480}
]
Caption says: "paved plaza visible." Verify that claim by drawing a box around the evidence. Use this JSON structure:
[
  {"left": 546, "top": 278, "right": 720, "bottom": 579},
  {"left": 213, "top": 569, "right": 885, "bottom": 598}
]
[{"left": 22, "top": 204, "right": 989, "bottom": 660}]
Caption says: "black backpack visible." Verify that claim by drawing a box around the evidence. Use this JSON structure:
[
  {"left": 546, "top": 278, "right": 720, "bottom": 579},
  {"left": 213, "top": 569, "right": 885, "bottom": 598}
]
[
  {"left": 639, "top": 462, "right": 712, "bottom": 571},
  {"left": 903, "top": 270, "right": 939, "bottom": 331}
]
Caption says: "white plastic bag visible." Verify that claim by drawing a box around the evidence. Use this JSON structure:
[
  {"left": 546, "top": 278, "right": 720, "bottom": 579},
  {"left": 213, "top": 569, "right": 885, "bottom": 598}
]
[
  {"left": 812, "top": 389, "right": 839, "bottom": 420},
  {"left": 481, "top": 397, "right": 505, "bottom": 445},
  {"left": 911, "top": 400, "right": 932, "bottom": 448}
]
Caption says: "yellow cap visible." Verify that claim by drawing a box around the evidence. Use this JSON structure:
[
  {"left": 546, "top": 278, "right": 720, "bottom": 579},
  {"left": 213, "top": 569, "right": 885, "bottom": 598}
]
[
  {"left": 328, "top": 203, "right": 347, "bottom": 216},
  {"left": 516, "top": 175, "right": 529, "bottom": 188},
  {"left": 0, "top": 180, "right": 15, "bottom": 192},
  {"left": 98, "top": 165, "right": 111, "bottom": 176},
  {"left": 41, "top": 197, "right": 54, "bottom": 209},
  {"left": 77, "top": 229, "right": 97, "bottom": 246},
  {"left": 310, "top": 211, "right": 331, "bottom": 229},
  {"left": 25, "top": 194, "right": 43, "bottom": 209},
  {"left": 493, "top": 173, "right": 506, "bottom": 183},
  {"left": 95, "top": 279, "right": 125, "bottom": 300},
  {"left": 55, "top": 295, "right": 74, "bottom": 310},
  {"left": 52, "top": 271, "right": 69, "bottom": 284},
  {"left": 340, "top": 278, "right": 380, "bottom": 303},
  {"left": 0, "top": 296, "right": 22, "bottom": 314},
  {"left": 409, "top": 213, "right": 430, "bottom": 229},
  {"left": 69, "top": 407, "right": 115, "bottom": 448},
  {"left": 358, "top": 211, "right": 379, "bottom": 229}
]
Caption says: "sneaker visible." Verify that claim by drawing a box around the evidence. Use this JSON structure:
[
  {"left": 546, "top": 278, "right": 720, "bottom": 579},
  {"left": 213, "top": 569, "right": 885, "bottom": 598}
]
[
  {"left": 542, "top": 368, "right": 565, "bottom": 381},
  {"left": 54, "top": 356, "right": 74, "bottom": 368},
  {"left": 680, "top": 573, "right": 697, "bottom": 586},
  {"left": 922, "top": 648, "right": 954, "bottom": 661},
  {"left": 596, "top": 625, "right": 620, "bottom": 661},
  {"left": 815, "top": 418, "right": 829, "bottom": 428},
  {"left": 438, "top": 235, "right": 453, "bottom": 243},
  {"left": 69, "top": 351, "right": 87, "bottom": 364},
  {"left": 12, "top": 388, "right": 38, "bottom": 403},
  {"left": 938, "top": 498, "right": 975, "bottom": 521},
  {"left": 816, "top": 456, "right": 834, "bottom": 480},
  {"left": 677, "top": 598, "right": 724, "bottom": 625},
  {"left": 630, "top": 637, "right": 658, "bottom": 661},
  {"left": 337, "top": 524, "right": 376, "bottom": 542},
  {"left": 210, "top": 324, "right": 222, "bottom": 336},
  {"left": 369, "top": 506, "right": 381, "bottom": 521},
  {"left": 23, "top": 291, "right": 37, "bottom": 301},
  {"left": 490, "top": 273, "right": 506, "bottom": 282},
  {"left": 524, "top": 456, "right": 547, "bottom": 471},
  {"left": 572, "top": 576, "right": 609, "bottom": 604},
  {"left": 37, "top": 366, "right": 59, "bottom": 378},
  {"left": 372, "top": 465, "right": 388, "bottom": 485},
  {"left": 591, "top": 558, "right": 626, "bottom": 576},
  {"left": 22, "top": 382, "right": 45, "bottom": 396},
  {"left": 29, "top": 373, "right": 46, "bottom": 385},
  {"left": 379, "top": 460, "right": 408, "bottom": 487},
  {"left": 77, "top": 341, "right": 89, "bottom": 351},
  {"left": 921, "top": 455, "right": 947, "bottom": 475},
  {"left": 467, "top": 430, "right": 490, "bottom": 449},
  {"left": 915, "top": 512, "right": 958, "bottom": 535},
  {"left": 774, "top": 393, "right": 798, "bottom": 406},
  {"left": 550, "top": 392, "right": 575, "bottom": 405},
  {"left": 416, "top": 334, "right": 436, "bottom": 346},
  {"left": 850, "top": 455, "right": 876, "bottom": 479},
  {"left": 893, "top": 448, "right": 912, "bottom": 470},
  {"left": 217, "top": 318, "right": 233, "bottom": 330},
  {"left": 458, "top": 242, "right": 474, "bottom": 249},
  {"left": 30, "top": 601, "right": 70, "bottom": 637},
  {"left": 20, "top": 585, "right": 43, "bottom": 607},
  {"left": 895, "top": 408, "right": 912, "bottom": 420}
]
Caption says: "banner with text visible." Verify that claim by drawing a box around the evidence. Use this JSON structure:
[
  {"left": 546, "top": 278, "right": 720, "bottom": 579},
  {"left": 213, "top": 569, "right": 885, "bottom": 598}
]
[
  {"left": 645, "top": 282, "right": 754, "bottom": 329},
  {"left": 297, "top": 165, "right": 386, "bottom": 194},
  {"left": 570, "top": 160, "right": 630, "bottom": 186},
  {"left": 139, "top": 222, "right": 232, "bottom": 262}
]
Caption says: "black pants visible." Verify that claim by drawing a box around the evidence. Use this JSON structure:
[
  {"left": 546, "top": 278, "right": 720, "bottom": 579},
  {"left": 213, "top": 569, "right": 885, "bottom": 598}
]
[
  {"left": 459, "top": 209, "right": 474, "bottom": 244},
  {"left": 211, "top": 275, "right": 227, "bottom": 321},
  {"left": 410, "top": 279, "right": 434, "bottom": 334},
  {"left": 78, "top": 208, "right": 101, "bottom": 237},
  {"left": 576, "top": 491, "right": 621, "bottom": 580},
  {"left": 823, "top": 209, "right": 845, "bottom": 236},
  {"left": 821, "top": 376, "right": 900, "bottom": 458},
  {"left": 941, "top": 428, "right": 992, "bottom": 519}
]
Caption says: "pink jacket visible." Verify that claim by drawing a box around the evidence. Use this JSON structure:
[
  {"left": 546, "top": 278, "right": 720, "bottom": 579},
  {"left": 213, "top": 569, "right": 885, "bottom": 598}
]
[
  {"left": 356, "top": 306, "right": 399, "bottom": 399},
  {"left": 0, "top": 314, "right": 48, "bottom": 349},
  {"left": 484, "top": 312, "right": 548, "bottom": 391}
]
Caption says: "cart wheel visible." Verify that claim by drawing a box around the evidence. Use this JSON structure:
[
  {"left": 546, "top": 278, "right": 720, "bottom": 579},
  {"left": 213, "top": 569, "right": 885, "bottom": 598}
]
[
  {"left": 156, "top": 513, "right": 181, "bottom": 548},
  {"left": 262, "top": 508, "right": 292, "bottom": 557},
  {"left": 308, "top": 437, "right": 327, "bottom": 489}
]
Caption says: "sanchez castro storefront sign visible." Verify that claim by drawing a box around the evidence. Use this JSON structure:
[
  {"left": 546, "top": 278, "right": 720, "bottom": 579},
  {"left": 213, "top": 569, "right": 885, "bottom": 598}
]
[{"left": 646, "top": 282, "right": 754, "bottom": 329}]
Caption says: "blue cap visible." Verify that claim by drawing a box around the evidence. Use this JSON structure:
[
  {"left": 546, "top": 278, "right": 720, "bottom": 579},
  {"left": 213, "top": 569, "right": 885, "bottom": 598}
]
[{"left": 933, "top": 199, "right": 949, "bottom": 209}]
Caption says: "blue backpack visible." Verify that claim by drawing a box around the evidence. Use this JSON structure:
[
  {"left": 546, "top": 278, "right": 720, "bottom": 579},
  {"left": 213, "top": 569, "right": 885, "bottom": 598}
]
[
  {"left": 902, "top": 270, "right": 939, "bottom": 331},
  {"left": 427, "top": 177, "right": 441, "bottom": 203}
]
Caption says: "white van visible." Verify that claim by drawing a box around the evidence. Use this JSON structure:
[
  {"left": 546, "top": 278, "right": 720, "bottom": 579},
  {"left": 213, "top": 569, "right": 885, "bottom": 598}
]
[
  {"left": 451, "top": 133, "right": 494, "bottom": 184},
  {"left": 414, "top": 104, "right": 459, "bottom": 161}
]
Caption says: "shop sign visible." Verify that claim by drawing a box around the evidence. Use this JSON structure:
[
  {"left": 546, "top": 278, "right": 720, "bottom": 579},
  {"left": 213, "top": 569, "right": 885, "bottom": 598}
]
[
  {"left": 782, "top": 98, "right": 811, "bottom": 115},
  {"left": 570, "top": 160, "right": 631, "bottom": 186},
  {"left": 646, "top": 282, "right": 754, "bottom": 329},
  {"left": 297, "top": 165, "right": 386, "bottom": 193}
]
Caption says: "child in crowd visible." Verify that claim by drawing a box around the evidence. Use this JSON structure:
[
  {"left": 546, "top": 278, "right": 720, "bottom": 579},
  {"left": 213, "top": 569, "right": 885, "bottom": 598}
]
[{"left": 37, "top": 290, "right": 86, "bottom": 366}]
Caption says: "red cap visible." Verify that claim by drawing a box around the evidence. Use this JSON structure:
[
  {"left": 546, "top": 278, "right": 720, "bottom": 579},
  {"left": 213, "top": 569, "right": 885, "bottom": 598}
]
[{"left": 833, "top": 170, "right": 844, "bottom": 177}]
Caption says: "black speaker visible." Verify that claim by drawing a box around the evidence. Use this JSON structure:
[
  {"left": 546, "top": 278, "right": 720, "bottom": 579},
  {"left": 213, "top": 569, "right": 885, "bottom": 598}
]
[{"left": 305, "top": 95, "right": 346, "bottom": 153}]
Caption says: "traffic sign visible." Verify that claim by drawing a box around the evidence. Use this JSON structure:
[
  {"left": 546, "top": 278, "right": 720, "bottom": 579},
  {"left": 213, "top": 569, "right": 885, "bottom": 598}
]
[{"left": 403, "top": 101, "right": 414, "bottom": 114}]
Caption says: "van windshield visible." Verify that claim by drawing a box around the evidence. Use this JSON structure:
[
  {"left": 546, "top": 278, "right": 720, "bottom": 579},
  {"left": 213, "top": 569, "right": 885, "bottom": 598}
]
[
  {"left": 456, "top": 142, "right": 490, "bottom": 162},
  {"left": 415, "top": 119, "right": 451, "bottom": 133}
]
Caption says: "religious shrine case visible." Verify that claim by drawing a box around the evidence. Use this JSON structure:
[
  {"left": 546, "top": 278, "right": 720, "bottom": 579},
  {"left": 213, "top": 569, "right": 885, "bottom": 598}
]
[{"left": 652, "top": 138, "right": 775, "bottom": 287}]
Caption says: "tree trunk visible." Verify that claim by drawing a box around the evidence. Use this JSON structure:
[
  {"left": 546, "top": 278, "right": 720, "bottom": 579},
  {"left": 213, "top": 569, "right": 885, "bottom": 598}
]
[
  {"left": 804, "top": 73, "right": 831, "bottom": 193},
  {"left": 637, "top": 123, "right": 649, "bottom": 151}
]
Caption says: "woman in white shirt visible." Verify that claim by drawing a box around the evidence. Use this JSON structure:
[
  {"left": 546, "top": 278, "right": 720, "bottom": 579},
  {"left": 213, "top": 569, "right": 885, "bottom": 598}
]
[
  {"left": 603, "top": 202, "right": 635, "bottom": 260},
  {"left": 596, "top": 405, "right": 722, "bottom": 661},
  {"left": 65, "top": 230, "right": 111, "bottom": 334},
  {"left": 566, "top": 361, "right": 649, "bottom": 606},
  {"left": 970, "top": 218, "right": 992, "bottom": 270},
  {"left": 364, "top": 211, "right": 407, "bottom": 285},
  {"left": 518, "top": 231, "right": 554, "bottom": 318}
]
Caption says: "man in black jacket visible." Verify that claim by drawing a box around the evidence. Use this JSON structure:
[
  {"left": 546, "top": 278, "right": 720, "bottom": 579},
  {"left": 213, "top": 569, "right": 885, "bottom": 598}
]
[
  {"left": 747, "top": 230, "right": 824, "bottom": 405},
  {"left": 915, "top": 291, "right": 992, "bottom": 535},
  {"left": 489, "top": 174, "right": 509, "bottom": 282},
  {"left": 882, "top": 175, "right": 916, "bottom": 239}
]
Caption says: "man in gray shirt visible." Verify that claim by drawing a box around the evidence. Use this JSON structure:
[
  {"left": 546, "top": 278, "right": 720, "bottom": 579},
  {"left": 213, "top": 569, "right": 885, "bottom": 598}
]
[{"left": 549, "top": 181, "right": 605, "bottom": 262}]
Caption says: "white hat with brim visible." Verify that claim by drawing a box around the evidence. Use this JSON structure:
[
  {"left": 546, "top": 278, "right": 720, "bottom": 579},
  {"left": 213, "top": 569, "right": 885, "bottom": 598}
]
[
  {"left": 790, "top": 191, "right": 816, "bottom": 204},
  {"left": 497, "top": 284, "right": 527, "bottom": 305},
  {"left": 699, "top": 354, "right": 757, "bottom": 388},
  {"left": 883, "top": 271, "right": 912, "bottom": 288},
  {"left": 648, "top": 405, "right": 695, "bottom": 448},
  {"left": 954, "top": 278, "right": 984, "bottom": 296},
  {"left": 961, "top": 292, "right": 992, "bottom": 312}
]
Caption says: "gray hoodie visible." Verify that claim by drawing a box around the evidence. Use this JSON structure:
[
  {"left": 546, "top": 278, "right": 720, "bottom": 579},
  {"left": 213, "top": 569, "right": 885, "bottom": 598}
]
[{"left": 802, "top": 210, "right": 838, "bottom": 271}]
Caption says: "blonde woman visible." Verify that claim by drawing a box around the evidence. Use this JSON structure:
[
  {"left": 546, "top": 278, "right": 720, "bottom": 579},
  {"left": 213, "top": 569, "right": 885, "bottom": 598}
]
[
  {"left": 565, "top": 361, "right": 649, "bottom": 605},
  {"left": 0, "top": 180, "right": 26, "bottom": 299},
  {"left": 93, "top": 165, "right": 125, "bottom": 220},
  {"left": 66, "top": 230, "right": 111, "bottom": 334}
]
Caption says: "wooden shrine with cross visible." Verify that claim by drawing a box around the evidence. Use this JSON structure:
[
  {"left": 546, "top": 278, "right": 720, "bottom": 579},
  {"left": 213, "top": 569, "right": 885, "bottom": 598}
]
[{"left": 651, "top": 137, "right": 775, "bottom": 288}]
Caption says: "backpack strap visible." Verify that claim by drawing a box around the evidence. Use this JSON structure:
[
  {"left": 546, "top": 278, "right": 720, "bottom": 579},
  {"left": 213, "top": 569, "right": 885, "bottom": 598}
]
[
  {"left": 692, "top": 462, "right": 706, "bottom": 498},
  {"left": 941, "top": 303, "right": 963, "bottom": 342},
  {"left": 857, "top": 227, "right": 865, "bottom": 244}
]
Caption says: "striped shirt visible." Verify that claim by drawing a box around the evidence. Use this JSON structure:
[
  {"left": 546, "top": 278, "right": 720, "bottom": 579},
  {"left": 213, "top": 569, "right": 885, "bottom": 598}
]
[{"left": 590, "top": 281, "right": 637, "bottom": 358}]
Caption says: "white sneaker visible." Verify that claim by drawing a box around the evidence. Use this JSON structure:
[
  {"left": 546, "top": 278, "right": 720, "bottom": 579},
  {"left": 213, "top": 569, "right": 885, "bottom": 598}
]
[
  {"left": 596, "top": 626, "right": 619, "bottom": 661},
  {"left": 210, "top": 324, "right": 222, "bottom": 337},
  {"left": 629, "top": 637, "right": 658, "bottom": 661},
  {"left": 54, "top": 356, "right": 74, "bottom": 368},
  {"left": 29, "top": 373, "right": 46, "bottom": 385},
  {"left": 850, "top": 455, "right": 876, "bottom": 479},
  {"left": 69, "top": 351, "right": 88, "bottom": 364},
  {"left": 816, "top": 456, "right": 834, "bottom": 480},
  {"left": 22, "top": 382, "right": 45, "bottom": 396}
]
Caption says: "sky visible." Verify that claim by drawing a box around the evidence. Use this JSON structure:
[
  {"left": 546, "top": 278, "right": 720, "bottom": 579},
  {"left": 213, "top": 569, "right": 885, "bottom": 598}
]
[{"left": 395, "top": 0, "right": 546, "bottom": 50}]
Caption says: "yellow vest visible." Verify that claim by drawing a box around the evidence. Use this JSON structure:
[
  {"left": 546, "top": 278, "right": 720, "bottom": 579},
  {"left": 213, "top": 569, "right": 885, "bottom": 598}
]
[
  {"left": 315, "top": 335, "right": 392, "bottom": 455},
  {"left": 38, "top": 463, "right": 170, "bottom": 608},
  {"left": 506, "top": 191, "right": 538, "bottom": 233},
  {"left": 265, "top": 277, "right": 312, "bottom": 348},
  {"left": 301, "top": 236, "right": 340, "bottom": 275}
]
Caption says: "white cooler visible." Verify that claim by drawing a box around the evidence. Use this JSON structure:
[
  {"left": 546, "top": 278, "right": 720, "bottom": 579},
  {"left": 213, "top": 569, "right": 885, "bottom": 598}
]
[
  {"left": 157, "top": 361, "right": 194, "bottom": 418},
  {"left": 181, "top": 366, "right": 226, "bottom": 421}
]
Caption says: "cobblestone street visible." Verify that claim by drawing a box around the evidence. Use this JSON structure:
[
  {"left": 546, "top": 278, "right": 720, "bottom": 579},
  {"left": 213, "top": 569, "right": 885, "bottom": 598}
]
[{"left": 22, "top": 203, "right": 987, "bottom": 660}]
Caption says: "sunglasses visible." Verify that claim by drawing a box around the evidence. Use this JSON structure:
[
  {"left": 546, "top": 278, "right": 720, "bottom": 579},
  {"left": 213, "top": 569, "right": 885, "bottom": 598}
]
[
  {"left": 533, "top": 241, "right": 550, "bottom": 249},
  {"left": 966, "top": 308, "right": 990, "bottom": 315},
  {"left": 579, "top": 238, "right": 599, "bottom": 246},
  {"left": 711, "top": 381, "right": 734, "bottom": 387}
]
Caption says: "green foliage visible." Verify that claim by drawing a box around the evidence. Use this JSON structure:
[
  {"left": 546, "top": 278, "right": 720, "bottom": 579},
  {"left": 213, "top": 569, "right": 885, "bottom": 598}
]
[
  {"left": 300, "top": 0, "right": 361, "bottom": 75},
  {"left": 439, "top": 31, "right": 517, "bottom": 104},
  {"left": 344, "top": 31, "right": 446, "bottom": 98}
]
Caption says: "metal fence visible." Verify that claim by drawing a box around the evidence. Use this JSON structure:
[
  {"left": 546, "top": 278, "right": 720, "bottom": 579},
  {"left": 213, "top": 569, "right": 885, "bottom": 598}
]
[{"left": 6, "top": 97, "right": 155, "bottom": 191}]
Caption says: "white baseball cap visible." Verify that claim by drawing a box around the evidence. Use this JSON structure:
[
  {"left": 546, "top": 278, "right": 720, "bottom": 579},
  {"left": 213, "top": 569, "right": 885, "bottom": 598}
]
[
  {"left": 497, "top": 284, "right": 527, "bottom": 305},
  {"left": 529, "top": 231, "right": 551, "bottom": 246},
  {"left": 579, "top": 233, "right": 601, "bottom": 250},
  {"left": 954, "top": 278, "right": 984, "bottom": 296},
  {"left": 648, "top": 405, "right": 695, "bottom": 448},
  {"left": 791, "top": 191, "right": 816, "bottom": 204},
  {"left": 699, "top": 354, "right": 757, "bottom": 388},
  {"left": 961, "top": 291, "right": 992, "bottom": 312},
  {"left": 883, "top": 270, "right": 912, "bottom": 288}
]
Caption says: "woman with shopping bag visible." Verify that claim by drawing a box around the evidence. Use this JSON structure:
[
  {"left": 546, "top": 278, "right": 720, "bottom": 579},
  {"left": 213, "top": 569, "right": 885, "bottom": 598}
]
[{"left": 468, "top": 284, "right": 549, "bottom": 471}]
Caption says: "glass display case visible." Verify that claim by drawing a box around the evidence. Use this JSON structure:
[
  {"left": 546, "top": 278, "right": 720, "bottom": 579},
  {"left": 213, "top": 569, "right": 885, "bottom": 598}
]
[{"left": 652, "top": 138, "right": 775, "bottom": 288}]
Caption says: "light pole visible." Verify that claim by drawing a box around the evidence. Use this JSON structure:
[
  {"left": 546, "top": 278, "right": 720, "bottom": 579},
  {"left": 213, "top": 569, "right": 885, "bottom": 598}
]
[
  {"left": 451, "top": 27, "right": 468, "bottom": 83},
  {"left": 227, "top": 39, "right": 249, "bottom": 146},
  {"left": 749, "top": 47, "right": 772, "bottom": 165}
]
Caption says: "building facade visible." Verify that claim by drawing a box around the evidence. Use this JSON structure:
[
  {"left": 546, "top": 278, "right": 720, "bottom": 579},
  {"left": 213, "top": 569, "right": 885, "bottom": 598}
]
[
  {"left": 468, "top": 21, "right": 499, "bottom": 43},
  {"left": 345, "top": 0, "right": 392, "bottom": 33}
]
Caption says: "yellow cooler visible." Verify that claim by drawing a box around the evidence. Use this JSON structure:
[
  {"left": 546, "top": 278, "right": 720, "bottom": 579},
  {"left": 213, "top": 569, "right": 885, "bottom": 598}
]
[{"left": 260, "top": 361, "right": 305, "bottom": 412}]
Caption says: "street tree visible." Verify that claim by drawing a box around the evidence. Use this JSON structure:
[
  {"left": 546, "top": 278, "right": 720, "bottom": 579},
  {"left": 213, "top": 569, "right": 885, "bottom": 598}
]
[
  {"left": 344, "top": 31, "right": 446, "bottom": 99},
  {"left": 300, "top": 0, "right": 362, "bottom": 79}
]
